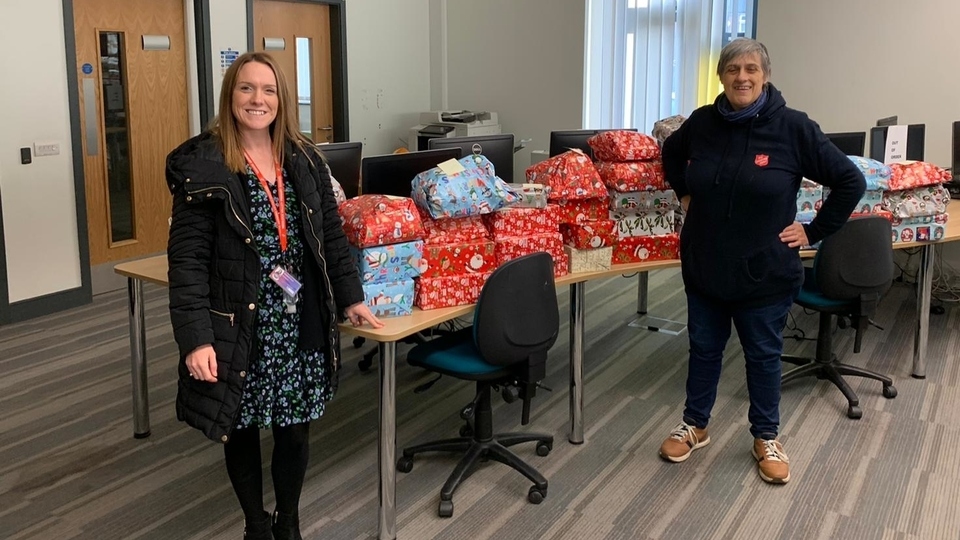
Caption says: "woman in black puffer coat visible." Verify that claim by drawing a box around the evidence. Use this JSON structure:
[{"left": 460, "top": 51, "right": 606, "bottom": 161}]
[{"left": 166, "top": 51, "right": 382, "bottom": 540}]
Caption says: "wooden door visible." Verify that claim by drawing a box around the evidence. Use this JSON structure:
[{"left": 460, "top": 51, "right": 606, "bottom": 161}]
[
  {"left": 253, "top": 0, "right": 334, "bottom": 143},
  {"left": 73, "top": 0, "right": 189, "bottom": 265}
]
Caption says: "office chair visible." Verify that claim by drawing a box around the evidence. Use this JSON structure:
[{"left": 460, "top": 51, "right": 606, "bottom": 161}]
[
  {"left": 781, "top": 216, "right": 898, "bottom": 419},
  {"left": 396, "top": 252, "right": 559, "bottom": 517}
]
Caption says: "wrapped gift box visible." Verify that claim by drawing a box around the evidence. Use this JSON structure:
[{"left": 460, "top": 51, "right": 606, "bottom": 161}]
[
  {"left": 564, "top": 245, "right": 612, "bottom": 273},
  {"left": 850, "top": 210, "right": 894, "bottom": 222},
  {"left": 482, "top": 205, "right": 561, "bottom": 237},
  {"left": 847, "top": 156, "right": 891, "bottom": 191},
  {"left": 611, "top": 210, "right": 675, "bottom": 238},
  {"left": 587, "top": 130, "right": 661, "bottom": 161},
  {"left": 881, "top": 185, "right": 950, "bottom": 218},
  {"left": 353, "top": 240, "right": 423, "bottom": 284},
  {"left": 560, "top": 219, "right": 616, "bottom": 249},
  {"left": 796, "top": 210, "right": 817, "bottom": 224},
  {"left": 361, "top": 279, "right": 415, "bottom": 318},
  {"left": 824, "top": 187, "right": 884, "bottom": 214},
  {"left": 558, "top": 198, "right": 608, "bottom": 225},
  {"left": 417, "top": 206, "right": 490, "bottom": 245},
  {"left": 415, "top": 272, "right": 490, "bottom": 310},
  {"left": 339, "top": 195, "right": 424, "bottom": 248},
  {"left": 494, "top": 232, "right": 568, "bottom": 277},
  {"left": 595, "top": 161, "right": 666, "bottom": 192},
  {"left": 508, "top": 183, "right": 550, "bottom": 208},
  {"left": 891, "top": 214, "right": 948, "bottom": 243},
  {"left": 612, "top": 233, "right": 680, "bottom": 264},
  {"left": 609, "top": 189, "right": 678, "bottom": 212},
  {"left": 420, "top": 240, "right": 496, "bottom": 278},
  {"left": 796, "top": 180, "right": 823, "bottom": 213},
  {"left": 525, "top": 149, "right": 607, "bottom": 202},
  {"left": 888, "top": 161, "right": 951, "bottom": 191},
  {"left": 411, "top": 154, "right": 521, "bottom": 219}
]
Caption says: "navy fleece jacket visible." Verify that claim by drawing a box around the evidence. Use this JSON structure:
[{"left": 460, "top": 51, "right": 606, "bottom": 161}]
[{"left": 661, "top": 84, "right": 865, "bottom": 306}]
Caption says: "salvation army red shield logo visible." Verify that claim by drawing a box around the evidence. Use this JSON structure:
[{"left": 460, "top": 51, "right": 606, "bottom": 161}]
[{"left": 755, "top": 154, "right": 769, "bottom": 167}]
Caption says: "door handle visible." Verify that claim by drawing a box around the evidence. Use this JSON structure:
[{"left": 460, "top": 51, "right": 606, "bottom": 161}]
[{"left": 317, "top": 126, "right": 333, "bottom": 131}]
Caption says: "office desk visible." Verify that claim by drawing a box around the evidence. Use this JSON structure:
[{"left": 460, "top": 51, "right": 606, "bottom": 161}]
[{"left": 114, "top": 205, "right": 960, "bottom": 539}]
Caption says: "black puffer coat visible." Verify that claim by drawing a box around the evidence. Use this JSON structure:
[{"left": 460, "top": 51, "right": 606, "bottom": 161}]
[{"left": 166, "top": 132, "right": 363, "bottom": 443}]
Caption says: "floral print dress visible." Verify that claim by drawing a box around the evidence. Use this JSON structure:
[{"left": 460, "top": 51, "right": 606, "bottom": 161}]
[{"left": 235, "top": 166, "right": 333, "bottom": 429}]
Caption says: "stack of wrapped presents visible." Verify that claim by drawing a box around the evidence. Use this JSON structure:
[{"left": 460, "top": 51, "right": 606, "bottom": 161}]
[
  {"left": 410, "top": 154, "right": 520, "bottom": 308},
  {"left": 482, "top": 204, "right": 567, "bottom": 277},
  {"left": 525, "top": 148, "right": 612, "bottom": 276},
  {"left": 883, "top": 161, "right": 952, "bottom": 243},
  {"left": 587, "top": 130, "right": 680, "bottom": 264},
  {"left": 339, "top": 195, "right": 425, "bottom": 317}
]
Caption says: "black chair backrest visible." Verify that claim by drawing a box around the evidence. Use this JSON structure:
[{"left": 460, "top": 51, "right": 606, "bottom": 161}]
[
  {"left": 815, "top": 216, "right": 894, "bottom": 300},
  {"left": 318, "top": 142, "right": 363, "bottom": 199},
  {"left": 473, "top": 252, "right": 559, "bottom": 366}
]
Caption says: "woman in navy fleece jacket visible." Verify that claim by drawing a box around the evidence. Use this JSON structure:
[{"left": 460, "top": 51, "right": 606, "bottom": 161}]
[{"left": 658, "top": 38, "right": 864, "bottom": 484}]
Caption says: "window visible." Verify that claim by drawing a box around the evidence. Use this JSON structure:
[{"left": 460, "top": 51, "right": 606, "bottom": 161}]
[{"left": 584, "top": 0, "right": 757, "bottom": 133}]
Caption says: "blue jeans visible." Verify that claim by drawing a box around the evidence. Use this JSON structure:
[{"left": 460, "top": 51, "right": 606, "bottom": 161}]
[{"left": 682, "top": 289, "right": 798, "bottom": 439}]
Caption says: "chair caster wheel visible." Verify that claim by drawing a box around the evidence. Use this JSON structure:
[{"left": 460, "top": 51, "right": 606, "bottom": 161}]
[
  {"left": 438, "top": 499, "right": 454, "bottom": 518},
  {"left": 883, "top": 385, "right": 897, "bottom": 399},
  {"left": 536, "top": 441, "right": 552, "bottom": 457},
  {"left": 847, "top": 405, "right": 862, "bottom": 419},
  {"left": 528, "top": 486, "right": 546, "bottom": 504},
  {"left": 397, "top": 457, "right": 413, "bottom": 473},
  {"left": 358, "top": 356, "right": 374, "bottom": 372},
  {"left": 459, "top": 424, "right": 473, "bottom": 437},
  {"left": 352, "top": 336, "right": 364, "bottom": 349}
]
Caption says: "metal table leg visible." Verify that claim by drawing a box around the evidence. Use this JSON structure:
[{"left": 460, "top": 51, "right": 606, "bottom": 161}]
[
  {"left": 637, "top": 271, "right": 649, "bottom": 314},
  {"left": 128, "top": 277, "right": 151, "bottom": 439},
  {"left": 569, "top": 282, "right": 585, "bottom": 445},
  {"left": 378, "top": 341, "right": 397, "bottom": 540},
  {"left": 912, "top": 245, "right": 935, "bottom": 379}
]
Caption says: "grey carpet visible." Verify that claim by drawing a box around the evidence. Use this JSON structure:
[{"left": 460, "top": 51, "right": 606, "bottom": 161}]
[{"left": 1, "top": 269, "right": 957, "bottom": 539}]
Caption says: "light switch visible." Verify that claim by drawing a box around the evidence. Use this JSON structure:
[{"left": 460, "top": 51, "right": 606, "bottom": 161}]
[{"left": 35, "top": 142, "right": 60, "bottom": 157}]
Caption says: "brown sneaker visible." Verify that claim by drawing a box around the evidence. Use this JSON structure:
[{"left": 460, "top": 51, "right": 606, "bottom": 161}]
[
  {"left": 659, "top": 422, "right": 710, "bottom": 463},
  {"left": 752, "top": 438, "right": 790, "bottom": 484}
]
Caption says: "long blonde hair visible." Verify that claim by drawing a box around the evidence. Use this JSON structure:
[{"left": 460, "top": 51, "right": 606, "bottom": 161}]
[{"left": 209, "top": 51, "right": 315, "bottom": 173}]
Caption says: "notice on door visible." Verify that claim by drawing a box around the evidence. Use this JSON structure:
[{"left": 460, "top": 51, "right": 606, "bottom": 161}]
[{"left": 220, "top": 48, "right": 240, "bottom": 76}]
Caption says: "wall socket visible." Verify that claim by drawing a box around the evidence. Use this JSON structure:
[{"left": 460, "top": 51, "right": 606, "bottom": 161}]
[{"left": 34, "top": 141, "right": 60, "bottom": 157}]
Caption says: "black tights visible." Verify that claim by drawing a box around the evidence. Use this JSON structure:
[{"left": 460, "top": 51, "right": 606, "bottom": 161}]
[{"left": 224, "top": 422, "right": 311, "bottom": 520}]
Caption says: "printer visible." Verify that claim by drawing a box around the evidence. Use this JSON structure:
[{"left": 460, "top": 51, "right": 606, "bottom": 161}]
[{"left": 408, "top": 110, "right": 500, "bottom": 151}]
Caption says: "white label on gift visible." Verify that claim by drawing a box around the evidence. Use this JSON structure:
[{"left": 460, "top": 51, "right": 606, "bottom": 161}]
[
  {"left": 437, "top": 158, "right": 466, "bottom": 176},
  {"left": 884, "top": 125, "right": 908, "bottom": 164}
]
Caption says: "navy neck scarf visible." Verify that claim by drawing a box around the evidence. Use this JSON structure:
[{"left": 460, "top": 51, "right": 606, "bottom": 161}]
[{"left": 717, "top": 87, "right": 768, "bottom": 123}]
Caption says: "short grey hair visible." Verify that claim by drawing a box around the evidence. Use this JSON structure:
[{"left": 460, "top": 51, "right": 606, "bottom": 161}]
[{"left": 717, "top": 38, "right": 771, "bottom": 78}]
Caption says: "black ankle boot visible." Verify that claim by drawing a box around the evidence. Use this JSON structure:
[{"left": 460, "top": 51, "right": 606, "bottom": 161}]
[
  {"left": 272, "top": 510, "right": 302, "bottom": 540},
  {"left": 243, "top": 511, "right": 273, "bottom": 539}
]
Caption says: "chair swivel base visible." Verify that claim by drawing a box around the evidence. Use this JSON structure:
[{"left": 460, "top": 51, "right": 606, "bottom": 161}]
[
  {"left": 782, "top": 355, "right": 897, "bottom": 419},
  {"left": 397, "top": 432, "right": 552, "bottom": 517}
]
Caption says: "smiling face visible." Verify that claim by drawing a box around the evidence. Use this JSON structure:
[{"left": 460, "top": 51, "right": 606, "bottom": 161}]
[
  {"left": 232, "top": 61, "right": 279, "bottom": 136},
  {"left": 720, "top": 52, "right": 768, "bottom": 111}
]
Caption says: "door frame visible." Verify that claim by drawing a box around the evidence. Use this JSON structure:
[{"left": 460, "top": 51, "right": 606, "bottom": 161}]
[{"left": 246, "top": 0, "right": 349, "bottom": 142}]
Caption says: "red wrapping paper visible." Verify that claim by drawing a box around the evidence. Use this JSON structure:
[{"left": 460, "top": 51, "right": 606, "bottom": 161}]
[
  {"left": 558, "top": 198, "right": 609, "bottom": 225},
  {"left": 524, "top": 150, "right": 607, "bottom": 202},
  {"left": 339, "top": 195, "right": 424, "bottom": 248},
  {"left": 494, "top": 233, "right": 568, "bottom": 277},
  {"left": 482, "top": 205, "right": 561, "bottom": 237},
  {"left": 887, "top": 162, "right": 951, "bottom": 191},
  {"left": 587, "top": 130, "right": 661, "bottom": 161},
  {"left": 612, "top": 233, "right": 680, "bottom": 264},
  {"left": 560, "top": 220, "right": 617, "bottom": 249},
  {"left": 420, "top": 241, "right": 497, "bottom": 278},
  {"left": 595, "top": 161, "right": 666, "bottom": 192},
  {"left": 416, "top": 206, "right": 490, "bottom": 245},
  {"left": 415, "top": 272, "right": 490, "bottom": 310}
]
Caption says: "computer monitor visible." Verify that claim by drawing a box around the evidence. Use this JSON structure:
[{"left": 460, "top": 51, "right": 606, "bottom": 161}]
[
  {"left": 949, "top": 121, "right": 960, "bottom": 196},
  {"left": 428, "top": 134, "right": 515, "bottom": 183},
  {"left": 868, "top": 125, "right": 925, "bottom": 162},
  {"left": 548, "top": 128, "right": 638, "bottom": 160},
  {"left": 317, "top": 141, "right": 363, "bottom": 199},
  {"left": 825, "top": 131, "right": 866, "bottom": 156},
  {"left": 360, "top": 148, "right": 462, "bottom": 197},
  {"left": 876, "top": 116, "right": 898, "bottom": 127}
]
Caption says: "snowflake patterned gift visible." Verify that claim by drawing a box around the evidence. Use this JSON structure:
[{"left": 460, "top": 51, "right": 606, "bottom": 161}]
[
  {"left": 411, "top": 154, "right": 522, "bottom": 219},
  {"left": 587, "top": 130, "right": 661, "bottom": 161},
  {"left": 352, "top": 240, "right": 423, "bottom": 284},
  {"left": 482, "top": 205, "right": 561, "bottom": 237},
  {"left": 612, "top": 233, "right": 680, "bottom": 264},
  {"left": 881, "top": 185, "right": 951, "bottom": 218},
  {"left": 887, "top": 161, "right": 951, "bottom": 191},
  {"left": 361, "top": 279, "right": 415, "bottom": 317},
  {"left": 608, "top": 189, "right": 678, "bottom": 212},
  {"left": 560, "top": 219, "right": 616, "bottom": 249},
  {"left": 525, "top": 149, "right": 607, "bottom": 203},
  {"left": 610, "top": 210, "right": 675, "bottom": 238},
  {"left": 416, "top": 206, "right": 490, "bottom": 245},
  {"left": 595, "top": 161, "right": 666, "bottom": 192},
  {"left": 415, "top": 272, "right": 490, "bottom": 310},
  {"left": 339, "top": 195, "right": 424, "bottom": 248},
  {"left": 420, "top": 240, "right": 496, "bottom": 278}
]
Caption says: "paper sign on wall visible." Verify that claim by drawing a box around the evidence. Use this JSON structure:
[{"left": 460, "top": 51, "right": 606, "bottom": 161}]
[{"left": 883, "top": 125, "right": 909, "bottom": 164}]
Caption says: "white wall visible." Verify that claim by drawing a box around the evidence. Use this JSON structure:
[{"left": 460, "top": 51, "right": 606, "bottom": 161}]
[
  {"left": 344, "top": 0, "right": 433, "bottom": 155},
  {"left": 208, "top": 0, "right": 248, "bottom": 121},
  {"left": 757, "top": 0, "right": 960, "bottom": 266},
  {"left": 444, "top": 0, "right": 587, "bottom": 182},
  {"left": 0, "top": 0, "right": 83, "bottom": 303}
]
